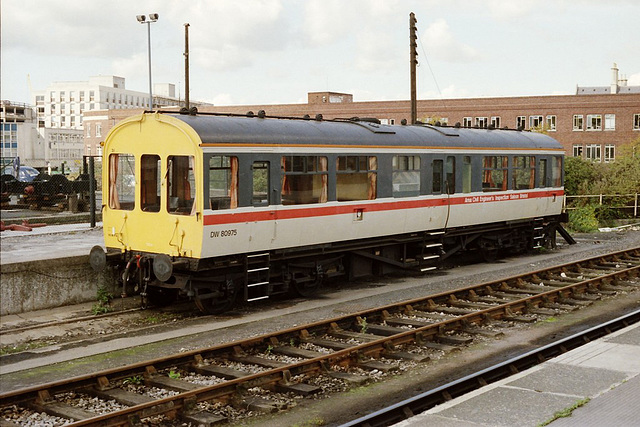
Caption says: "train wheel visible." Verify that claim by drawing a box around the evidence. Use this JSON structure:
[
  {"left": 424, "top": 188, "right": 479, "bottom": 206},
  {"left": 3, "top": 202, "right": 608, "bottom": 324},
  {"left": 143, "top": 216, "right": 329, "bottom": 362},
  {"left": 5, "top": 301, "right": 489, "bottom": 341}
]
[
  {"left": 146, "top": 287, "right": 178, "bottom": 308},
  {"left": 293, "top": 278, "right": 321, "bottom": 297},
  {"left": 194, "top": 280, "right": 237, "bottom": 314},
  {"left": 482, "top": 248, "right": 499, "bottom": 262}
]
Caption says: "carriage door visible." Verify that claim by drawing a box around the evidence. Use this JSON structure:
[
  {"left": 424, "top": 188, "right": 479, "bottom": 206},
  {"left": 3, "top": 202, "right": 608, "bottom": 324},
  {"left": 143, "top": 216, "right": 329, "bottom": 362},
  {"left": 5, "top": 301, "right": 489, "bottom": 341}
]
[
  {"left": 538, "top": 157, "right": 552, "bottom": 214},
  {"left": 252, "top": 161, "right": 270, "bottom": 207},
  {"left": 251, "top": 160, "right": 276, "bottom": 241}
]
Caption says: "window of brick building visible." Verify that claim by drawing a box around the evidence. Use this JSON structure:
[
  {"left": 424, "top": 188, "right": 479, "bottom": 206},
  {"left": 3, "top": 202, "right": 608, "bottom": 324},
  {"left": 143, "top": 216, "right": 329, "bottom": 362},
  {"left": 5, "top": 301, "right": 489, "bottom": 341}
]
[
  {"left": 573, "top": 115, "right": 584, "bottom": 131},
  {"left": 463, "top": 117, "right": 472, "bottom": 127},
  {"left": 585, "top": 144, "right": 601, "bottom": 162},
  {"left": 546, "top": 115, "right": 556, "bottom": 131},
  {"left": 516, "top": 116, "right": 526, "bottom": 130},
  {"left": 491, "top": 116, "right": 501, "bottom": 128},
  {"left": 572, "top": 145, "right": 583, "bottom": 158},
  {"left": 604, "top": 114, "right": 615, "bottom": 130},
  {"left": 604, "top": 145, "right": 615, "bottom": 163},
  {"left": 634, "top": 114, "right": 640, "bottom": 130},
  {"left": 529, "top": 115, "right": 543, "bottom": 129},
  {"left": 586, "top": 114, "right": 602, "bottom": 131},
  {"left": 475, "top": 117, "right": 488, "bottom": 128}
]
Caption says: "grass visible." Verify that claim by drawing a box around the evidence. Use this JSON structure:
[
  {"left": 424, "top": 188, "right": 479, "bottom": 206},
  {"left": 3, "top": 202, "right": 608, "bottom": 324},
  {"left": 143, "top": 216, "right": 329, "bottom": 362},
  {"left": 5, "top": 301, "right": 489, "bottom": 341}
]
[
  {"left": 0, "top": 341, "right": 52, "bottom": 356},
  {"left": 538, "top": 397, "right": 590, "bottom": 426}
]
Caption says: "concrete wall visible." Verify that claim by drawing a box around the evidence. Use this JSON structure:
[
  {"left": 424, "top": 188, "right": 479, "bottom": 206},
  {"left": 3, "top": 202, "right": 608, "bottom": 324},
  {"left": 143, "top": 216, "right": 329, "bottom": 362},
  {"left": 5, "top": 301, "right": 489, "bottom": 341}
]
[{"left": 1, "top": 255, "right": 118, "bottom": 316}]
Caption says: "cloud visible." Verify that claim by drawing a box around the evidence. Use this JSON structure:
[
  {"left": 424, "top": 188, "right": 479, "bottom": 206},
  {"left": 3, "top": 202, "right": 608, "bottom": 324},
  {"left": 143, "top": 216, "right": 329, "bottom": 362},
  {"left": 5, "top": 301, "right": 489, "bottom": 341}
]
[
  {"left": 301, "top": 0, "right": 356, "bottom": 46},
  {"left": 420, "top": 84, "right": 472, "bottom": 100},
  {"left": 484, "top": 0, "right": 539, "bottom": 20},
  {"left": 627, "top": 72, "right": 640, "bottom": 86},
  {"left": 354, "top": 29, "right": 400, "bottom": 72},
  {"left": 421, "top": 19, "right": 480, "bottom": 63}
]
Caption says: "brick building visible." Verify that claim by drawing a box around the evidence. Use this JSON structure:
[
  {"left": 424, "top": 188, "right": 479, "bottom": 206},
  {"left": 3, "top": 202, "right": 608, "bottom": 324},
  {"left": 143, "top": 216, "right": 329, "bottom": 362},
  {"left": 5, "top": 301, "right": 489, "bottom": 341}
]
[{"left": 88, "top": 65, "right": 640, "bottom": 162}]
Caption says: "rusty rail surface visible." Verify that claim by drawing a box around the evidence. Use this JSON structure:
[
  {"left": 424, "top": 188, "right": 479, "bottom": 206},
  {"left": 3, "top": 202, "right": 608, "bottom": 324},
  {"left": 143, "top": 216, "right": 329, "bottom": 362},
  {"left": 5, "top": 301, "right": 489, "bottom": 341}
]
[{"left": 1, "top": 247, "right": 639, "bottom": 426}]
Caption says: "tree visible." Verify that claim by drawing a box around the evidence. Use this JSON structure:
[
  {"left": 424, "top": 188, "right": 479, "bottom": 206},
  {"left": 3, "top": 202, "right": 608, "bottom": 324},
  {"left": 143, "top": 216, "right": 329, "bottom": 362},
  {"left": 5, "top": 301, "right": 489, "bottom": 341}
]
[
  {"left": 564, "top": 156, "right": 599, "bottom": 196},
  {"left": 602, "top": 136, "right": 640, "bottom": 194}
]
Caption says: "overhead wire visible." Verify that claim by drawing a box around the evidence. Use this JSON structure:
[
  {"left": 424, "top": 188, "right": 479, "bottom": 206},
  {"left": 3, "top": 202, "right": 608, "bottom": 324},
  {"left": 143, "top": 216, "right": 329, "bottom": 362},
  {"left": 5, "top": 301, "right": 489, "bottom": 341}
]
[{"left": 415, "top": 28, "right": 448, "bottom": 112}]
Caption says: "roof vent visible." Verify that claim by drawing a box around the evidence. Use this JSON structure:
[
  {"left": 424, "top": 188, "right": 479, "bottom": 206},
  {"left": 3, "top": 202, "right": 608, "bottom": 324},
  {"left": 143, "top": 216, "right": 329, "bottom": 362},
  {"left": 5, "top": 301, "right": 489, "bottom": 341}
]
[
  {"left": 315, "top": 114, "right": 323, "bottom": 121},
  {"left": 258, "top": 110, "right": 266, "bottom": 118},
  {"left": 350, "top": 117, "right": 381, "bottom": 124}
]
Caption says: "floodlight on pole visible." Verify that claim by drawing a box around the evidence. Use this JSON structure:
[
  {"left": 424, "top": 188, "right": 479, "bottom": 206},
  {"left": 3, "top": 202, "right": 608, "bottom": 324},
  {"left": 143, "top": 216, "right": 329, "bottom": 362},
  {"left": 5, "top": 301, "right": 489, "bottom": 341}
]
[{"left": 137, "top": 13, "right": 159, "bottom": 110}]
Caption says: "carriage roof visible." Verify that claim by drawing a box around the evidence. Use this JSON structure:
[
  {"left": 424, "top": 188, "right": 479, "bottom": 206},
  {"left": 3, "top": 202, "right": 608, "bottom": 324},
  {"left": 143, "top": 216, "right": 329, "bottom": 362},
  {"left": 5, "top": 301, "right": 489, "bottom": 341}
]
[{"left": 167, "top": 112, "right": 563, "bottom": 151}]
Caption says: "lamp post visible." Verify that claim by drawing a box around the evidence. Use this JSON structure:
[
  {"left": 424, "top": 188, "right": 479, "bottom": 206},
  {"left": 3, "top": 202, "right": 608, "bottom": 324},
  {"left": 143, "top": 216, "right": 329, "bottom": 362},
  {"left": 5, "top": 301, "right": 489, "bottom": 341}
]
[{"left": 136, "top": 13, "right": 159, "bottom": 110}]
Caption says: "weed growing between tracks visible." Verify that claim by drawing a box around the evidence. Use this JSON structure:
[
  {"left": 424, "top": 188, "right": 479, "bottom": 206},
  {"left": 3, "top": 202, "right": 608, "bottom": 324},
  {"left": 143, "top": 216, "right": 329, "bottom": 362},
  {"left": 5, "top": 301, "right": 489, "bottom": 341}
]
[{"left": 91, "top": 286, "right": 114, "bottom": 315}]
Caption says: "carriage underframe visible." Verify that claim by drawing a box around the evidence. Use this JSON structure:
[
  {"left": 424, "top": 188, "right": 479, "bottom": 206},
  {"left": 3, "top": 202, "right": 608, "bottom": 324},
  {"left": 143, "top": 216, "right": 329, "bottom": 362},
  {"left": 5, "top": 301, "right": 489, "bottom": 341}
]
[{"left": 99, "top": 214, "right": 570, "bottom": 314}]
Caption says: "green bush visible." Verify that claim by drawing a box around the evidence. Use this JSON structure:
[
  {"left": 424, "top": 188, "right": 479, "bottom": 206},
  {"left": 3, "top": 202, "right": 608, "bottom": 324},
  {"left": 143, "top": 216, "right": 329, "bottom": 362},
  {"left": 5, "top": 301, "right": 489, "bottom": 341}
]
[{"left": 568, "top": 206, "right": 600, "bottom": 233}]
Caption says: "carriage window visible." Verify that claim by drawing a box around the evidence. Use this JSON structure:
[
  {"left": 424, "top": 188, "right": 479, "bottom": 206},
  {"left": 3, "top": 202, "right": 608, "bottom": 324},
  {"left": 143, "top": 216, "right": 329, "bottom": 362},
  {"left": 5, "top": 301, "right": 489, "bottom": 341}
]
[
  {"left": 513, "top": 156, "right": 535, "bottom": 190},
  {"left": 336, "top": 156, "right": 377, "bottom": 201},
  {"left": 141, "top": 155, "right": 160, "bottom": 212},
  {"left": 462, "top": 156, "right": 472, "bottom": 193},
  {"left": 445, "top": 156, "right": 455, "bottom": 194},
  {"left": 432, "top": 159, "right": 443, "bottom": 193},
  {"left": 538, "top": 159, "right": 548, "bottom": 188},
  {"left": 336, "top": 156, "right": 378, "bottom": 201},
  {"left": 108, "top": 153, "right": 135, "bottom": 210},
  {"left": 281, "top": 156, "right": 328, "bottom": 204},
  {"left": 392, "top": 155, "right": 420, "bottom": 197},
  {"left": 167, "top": 155, "right": 195, "bottom": 215},
  {"left": 253, "top": 161, "right": 270, "bottom": 206},
  {"left": 209, "top": 156, "right": 237, "bottom": 210},
  {"left": 552, "top": 156, "right": 562, "bottom": 187},
  {"left": 482, "top": 156, "right": 508, "bottom": 192}
]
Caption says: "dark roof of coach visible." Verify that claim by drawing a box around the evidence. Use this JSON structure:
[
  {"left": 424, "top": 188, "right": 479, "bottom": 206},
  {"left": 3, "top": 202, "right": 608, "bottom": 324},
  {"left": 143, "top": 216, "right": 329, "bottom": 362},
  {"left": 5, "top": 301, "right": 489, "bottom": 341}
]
[{"left": 169, "top": 113, "right": 563, "bottom": 150}]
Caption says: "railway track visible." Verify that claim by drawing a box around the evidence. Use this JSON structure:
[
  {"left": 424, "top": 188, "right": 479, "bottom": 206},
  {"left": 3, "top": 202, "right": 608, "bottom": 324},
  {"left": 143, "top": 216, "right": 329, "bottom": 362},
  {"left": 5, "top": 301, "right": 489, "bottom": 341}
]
[
  {"left": 343, "top": 308, "right": 640, "bottom": 427},
  {"left": 1, "top": 247, "right": 639, "bottom": 426}
]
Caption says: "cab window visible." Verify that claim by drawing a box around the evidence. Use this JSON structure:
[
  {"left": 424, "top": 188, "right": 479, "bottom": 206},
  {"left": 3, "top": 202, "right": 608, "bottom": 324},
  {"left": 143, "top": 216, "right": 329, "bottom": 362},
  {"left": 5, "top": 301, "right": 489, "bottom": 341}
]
[
  {"left": 141, "top": 155, "right": 160, "bottom": 212},
  {"left": 167, "top": 155, "right": 195, "bottom": 215},
  {"left": 108, "top": 153, "right": 135, "bottom": 210}
]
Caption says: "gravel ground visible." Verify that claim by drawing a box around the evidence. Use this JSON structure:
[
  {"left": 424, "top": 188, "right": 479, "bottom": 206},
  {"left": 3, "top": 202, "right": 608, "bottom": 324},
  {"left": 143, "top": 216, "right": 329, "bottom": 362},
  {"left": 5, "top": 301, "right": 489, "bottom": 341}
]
[{"left": 0, "top": 229, "right": 639, "bottom": 425}]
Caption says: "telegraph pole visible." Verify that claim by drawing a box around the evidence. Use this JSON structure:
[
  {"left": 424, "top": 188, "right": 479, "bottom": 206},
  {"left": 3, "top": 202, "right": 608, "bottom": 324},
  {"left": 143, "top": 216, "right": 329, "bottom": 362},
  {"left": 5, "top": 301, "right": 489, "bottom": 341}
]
[
  {"left": 184, "top": 23, "right": 190, "bottom": 110},
  {"left": 409, "top": 12, "right": 418, "bottom": 124}
]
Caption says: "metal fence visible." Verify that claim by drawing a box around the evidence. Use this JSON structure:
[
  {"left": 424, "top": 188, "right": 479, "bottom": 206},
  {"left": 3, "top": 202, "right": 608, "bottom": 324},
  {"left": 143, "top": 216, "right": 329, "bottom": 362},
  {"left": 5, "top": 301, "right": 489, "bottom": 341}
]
[
  {"left": 566, "top": 193, "right": 639, "bottom": 218},
  {"left": 1, "top": 156, "right": 101, "bottom": 228}
]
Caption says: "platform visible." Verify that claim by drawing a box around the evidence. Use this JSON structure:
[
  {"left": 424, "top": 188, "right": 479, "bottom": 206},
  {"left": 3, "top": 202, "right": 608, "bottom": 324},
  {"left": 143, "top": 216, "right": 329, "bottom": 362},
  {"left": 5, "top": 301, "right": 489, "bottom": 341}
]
[
  {"left": 0, "top": 221, "right": 104, "bottom": 265},
  {"left": 394, "top": 322, "right": 640, "bottom": 427},
  {"left": 1, "top": 221, "right": 108, "bottom": 316}
]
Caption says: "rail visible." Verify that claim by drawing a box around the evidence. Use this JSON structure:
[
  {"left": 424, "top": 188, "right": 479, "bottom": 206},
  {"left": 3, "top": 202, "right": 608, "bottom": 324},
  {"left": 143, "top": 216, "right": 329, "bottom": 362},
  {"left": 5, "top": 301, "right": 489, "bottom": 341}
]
[{"left": 342, "top": 308, "right": 640, "bottom": 427}]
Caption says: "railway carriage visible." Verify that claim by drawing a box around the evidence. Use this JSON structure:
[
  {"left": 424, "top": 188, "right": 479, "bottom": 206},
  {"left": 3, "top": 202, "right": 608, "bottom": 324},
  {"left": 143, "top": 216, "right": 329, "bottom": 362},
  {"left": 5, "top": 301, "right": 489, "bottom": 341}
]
[{"left": 91, "top": 110, "right": 569, "bottom": 313}]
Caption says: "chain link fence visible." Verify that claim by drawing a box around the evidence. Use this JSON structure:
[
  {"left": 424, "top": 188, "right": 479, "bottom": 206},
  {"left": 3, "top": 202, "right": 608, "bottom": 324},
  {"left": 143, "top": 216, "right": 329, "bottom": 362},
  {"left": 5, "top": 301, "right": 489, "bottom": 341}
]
[{"left": 1, "top": 156, "right": 101, "bottom": 228}]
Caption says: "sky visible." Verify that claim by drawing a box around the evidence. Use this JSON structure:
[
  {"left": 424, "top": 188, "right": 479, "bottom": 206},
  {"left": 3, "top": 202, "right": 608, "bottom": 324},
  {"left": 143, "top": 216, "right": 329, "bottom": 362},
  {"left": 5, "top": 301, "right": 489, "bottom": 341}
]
[{"left": 2, "top": 0, "right": 640, "bottom": 107}]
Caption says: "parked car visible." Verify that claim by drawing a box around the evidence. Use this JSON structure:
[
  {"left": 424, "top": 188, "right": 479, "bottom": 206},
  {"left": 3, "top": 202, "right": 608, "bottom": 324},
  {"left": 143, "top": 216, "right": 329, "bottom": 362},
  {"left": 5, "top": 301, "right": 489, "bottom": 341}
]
[{"left": 18, "top": 166, "right": 40, "bottom": 182}]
